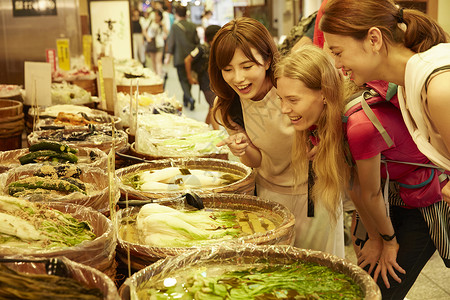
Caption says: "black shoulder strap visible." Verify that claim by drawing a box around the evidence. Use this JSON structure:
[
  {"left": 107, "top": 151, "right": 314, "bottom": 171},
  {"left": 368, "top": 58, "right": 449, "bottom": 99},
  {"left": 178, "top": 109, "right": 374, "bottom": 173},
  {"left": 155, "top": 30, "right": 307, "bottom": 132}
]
[{"left": 425, "top": 65, "right": 450, "bottom": 92}]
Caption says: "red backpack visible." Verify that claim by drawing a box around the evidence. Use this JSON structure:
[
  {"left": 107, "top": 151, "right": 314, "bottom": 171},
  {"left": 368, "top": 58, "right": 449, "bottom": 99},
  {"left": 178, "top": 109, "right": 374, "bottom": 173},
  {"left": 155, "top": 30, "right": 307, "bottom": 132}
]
[
  {"left": 343, "top": 81, "right": 447, "bottom": 209},
  {"left": 343, "top": 80, "right": 399, "bottom": 148}
]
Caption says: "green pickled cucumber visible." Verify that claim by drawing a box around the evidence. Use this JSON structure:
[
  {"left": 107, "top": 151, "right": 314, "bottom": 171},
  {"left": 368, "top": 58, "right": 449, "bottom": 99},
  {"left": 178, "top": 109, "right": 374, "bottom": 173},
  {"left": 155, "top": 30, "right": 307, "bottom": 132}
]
[
  {"left": 8, "top": 176, "right": 87, "bottom": 195},
  {"left": 19, "top": 150, "right": 78, "bottom": 165},
  {"left": 29, "top": 141, "right": 78, "bottom": 154}
]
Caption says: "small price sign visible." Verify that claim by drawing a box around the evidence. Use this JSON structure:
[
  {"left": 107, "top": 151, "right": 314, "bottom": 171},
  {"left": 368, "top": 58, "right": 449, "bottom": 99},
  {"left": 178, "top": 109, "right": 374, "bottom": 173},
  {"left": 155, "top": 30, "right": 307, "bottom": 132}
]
[
  {"left": 56, "top": 38, "right": 70, "bottom": 71},
  {"left": 83, "top": 35, "right": 92, "bottom": 70}
]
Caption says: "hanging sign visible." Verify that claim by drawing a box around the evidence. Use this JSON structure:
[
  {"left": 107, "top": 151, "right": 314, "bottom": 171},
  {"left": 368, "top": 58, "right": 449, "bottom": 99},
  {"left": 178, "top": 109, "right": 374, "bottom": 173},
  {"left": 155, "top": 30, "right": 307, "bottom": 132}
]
[
  {"left": 82, "top": 35, "right": 93, "bottom": 70},
  {"left": 24, "top": 61, "right": 52, "bottom": 107},
  {"left": 46, "top": 49, "right": 57, "bottom": 72},
  {"left": 56, "top": 38, "right": 70, "bottom": 71},
  {"left": 12, "top": 0, "right": 57, "bottom": 17}
]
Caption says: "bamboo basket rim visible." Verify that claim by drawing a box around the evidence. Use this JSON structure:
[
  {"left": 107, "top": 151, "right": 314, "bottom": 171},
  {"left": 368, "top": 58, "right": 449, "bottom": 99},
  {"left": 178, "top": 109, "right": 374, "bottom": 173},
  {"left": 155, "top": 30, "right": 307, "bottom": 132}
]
[
  {"left": 129, "top": 142, "right": 229, "bottom": 160},
  {"left": 0, "top": 146, "right": 109, "bottom": 173},
  {"left": 0, "top": 201, "right": 114, "bottom": 257},
  {"left": 1, "top": 165, "right": 115, "bottom": 213},
  {"left": 1, "top": 256, "right": 119, "bottom": 300},
  {"left": 119, "top": 244, "right": 381, "bottom": 300},
  {"left": 116, "top": 193, "right": 295, "bottom": 266},
  {"left": 0, "top": 98, "right": 22, "bottom": 108},
  {"left": 27, "top": 127, "right": 129, "bottom": 153},
  {"left": 116, "top": 158, "right": 255, "bottom": 199}
]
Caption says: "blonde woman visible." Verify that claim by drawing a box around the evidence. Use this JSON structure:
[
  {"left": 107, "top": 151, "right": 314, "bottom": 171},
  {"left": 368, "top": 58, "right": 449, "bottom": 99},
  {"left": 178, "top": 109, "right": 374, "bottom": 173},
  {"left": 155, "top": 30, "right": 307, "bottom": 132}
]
[{"left": 211, "top": 18, "right": 344, "bottom": 256}]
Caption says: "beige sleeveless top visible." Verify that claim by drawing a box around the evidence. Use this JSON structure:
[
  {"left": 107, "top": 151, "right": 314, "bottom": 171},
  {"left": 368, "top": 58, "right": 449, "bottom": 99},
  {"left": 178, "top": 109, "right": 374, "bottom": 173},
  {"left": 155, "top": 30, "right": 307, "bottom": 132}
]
[
  {"left": 398, "top": 43, "right": 450, "bottom": 170},
  {"left": 241, "top": 87, "right": 307, "bottom": 194},
  {"left": 422, "top": 69, "right": 450, "bottom": 159}
]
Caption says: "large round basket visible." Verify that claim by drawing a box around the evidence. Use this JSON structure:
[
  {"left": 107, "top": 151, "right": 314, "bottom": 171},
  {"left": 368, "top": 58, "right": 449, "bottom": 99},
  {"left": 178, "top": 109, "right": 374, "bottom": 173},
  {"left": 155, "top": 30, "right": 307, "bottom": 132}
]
[
  {"left": 27, "top": 127, "right": 128, "bottom": 154},
  {"left": 127, "top": 142, "right": 228, "bottom": 161},
  {"left": 115, "top": 193, "right": 295, "bottom": 270},
  {"left": 116, "top": 158, "right": 255, "bottom": 200},
  {"left": 1, "top": 165, "right": 117, "bottom": 214},
  {"left": 0, "top": 99, "right": 24, "bottom": 151},
  {"left": 71, "top": 78, "right": 98, "bottom": 96},
  {"left": 0, "top": 202, "right": 117, "bottom": 279},
  {"left": 0, "top": 146, "right": 108, "bottom": 174},
  {"left": 117, "top": 84, "right": 164, "bottom": 95},
  {"left": 0, "top": 256, "right": 119, "bottom": 299},
  {"left": 119, "top": 244, "right": 381, "bottom": 300},
  {"left": 25, "top": 105, "right": 121, "bottom": 133}
]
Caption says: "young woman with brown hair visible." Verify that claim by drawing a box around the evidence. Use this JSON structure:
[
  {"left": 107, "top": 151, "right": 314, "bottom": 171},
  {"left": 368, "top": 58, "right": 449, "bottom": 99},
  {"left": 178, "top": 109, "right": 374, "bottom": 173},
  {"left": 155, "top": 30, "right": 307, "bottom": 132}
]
[{"left": 210, "top": 17, "right": 345, "bottom": 256}]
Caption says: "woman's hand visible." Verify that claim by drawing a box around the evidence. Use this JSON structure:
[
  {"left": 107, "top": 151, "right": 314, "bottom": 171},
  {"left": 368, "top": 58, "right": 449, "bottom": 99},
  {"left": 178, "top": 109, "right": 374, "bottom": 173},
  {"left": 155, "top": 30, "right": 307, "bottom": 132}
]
[
  {"left": 357, "top": 237, "right": 383, "bottom": 275},
  {"left": 373, "top": 240, "right": 406, "bottom": 288},
  {"left": 187, "top": 76, "right": 198, "bottom": 85},
  {"left": 216, "top": 132, "right": 250, "bottom": 157}
]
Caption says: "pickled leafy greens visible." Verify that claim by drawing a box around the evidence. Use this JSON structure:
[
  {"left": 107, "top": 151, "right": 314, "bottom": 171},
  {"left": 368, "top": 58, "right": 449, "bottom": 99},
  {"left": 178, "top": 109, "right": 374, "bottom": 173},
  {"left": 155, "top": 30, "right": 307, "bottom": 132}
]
[
  {"left": 122, "top": 167, "right": 243, "bottom": 191},
  {"left": 134, "top": 203, "right": 241, "bottom": 247},
  {"left": 0, "top": 196, "right": 96, "bottom": 249},
  {"left": 141, "top": 261, "right": 364, "bottom": 299}
]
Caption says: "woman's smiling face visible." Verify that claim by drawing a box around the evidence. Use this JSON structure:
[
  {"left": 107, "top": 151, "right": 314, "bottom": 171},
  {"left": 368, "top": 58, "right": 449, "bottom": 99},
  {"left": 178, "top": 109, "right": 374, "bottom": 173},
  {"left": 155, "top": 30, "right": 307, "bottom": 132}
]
[
  {"left": 324, "top": 32, "right": 378, "bottom": 86},
  {"left": 277, "top": 76, "right": 325, "bottom": 131},
  {"left": 221, "top": 47, "right": 271, "bottom": 101}
]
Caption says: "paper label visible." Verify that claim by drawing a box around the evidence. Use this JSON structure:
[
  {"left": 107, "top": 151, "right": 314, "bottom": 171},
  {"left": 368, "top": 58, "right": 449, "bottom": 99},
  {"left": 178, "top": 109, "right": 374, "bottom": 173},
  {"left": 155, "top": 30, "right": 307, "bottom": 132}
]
[
  {"left": 24, "top": 61, "right": 52, "bottom": 106},
  {"left": 82, "top": 35, "right": 92, "bottom": 70},
  {"left": 56, "top": 38, "right": 70, "bottom": 71},
  {"left": 46, "top": 49, "right": 57, "bottom": 72}
]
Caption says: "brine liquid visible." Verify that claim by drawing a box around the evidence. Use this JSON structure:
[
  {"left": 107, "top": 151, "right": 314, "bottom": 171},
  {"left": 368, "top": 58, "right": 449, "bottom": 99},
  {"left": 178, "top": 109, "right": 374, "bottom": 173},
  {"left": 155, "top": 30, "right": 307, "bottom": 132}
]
[
  {"left": 119, "top": 209, "right": 281, "bottom": 245},
  {"left": 137, "top": 261, "right": 364, "bottom": 299}
]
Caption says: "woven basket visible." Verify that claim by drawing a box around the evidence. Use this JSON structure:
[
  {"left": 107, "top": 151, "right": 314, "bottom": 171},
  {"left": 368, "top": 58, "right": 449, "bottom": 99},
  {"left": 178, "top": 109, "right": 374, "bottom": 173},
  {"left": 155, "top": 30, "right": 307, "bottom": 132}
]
[
  {"left": 116, "top": 158, "right": 255, "bottom": 200},
  {"left": 119, "top": 245, "right": 381, "bottom": 300},
  {"left": 0, "top": 146, "right": 108, "bottom": 174},
  {"left": 1, "top": 164, "right": 117, "bottom": 214},
  {"left": 0, "top": 202, "right": 117, "bottom": 280},
  {"left": 26, "top": 105, "right": 121, "bottom": 133},
  {"left": 117, "top": 84, "right": 164, "bottom": 95},
  {"left": 0, "top": 99, "right": 24, "bottom": 151},
  {"left": 128, "top": 142, "right": 228, "bottom": 161},
  {"left": 71, "top": 78, "right": 97, "bottom": 96},
  {"left": 0, "top": 256, "right": 119, "bottom": 299},
  {"left": 27, "top": 127, "right": 128, "bottom": 154},
  {"left": 115, "top": 193, "right": 295, "bottom": 270}
]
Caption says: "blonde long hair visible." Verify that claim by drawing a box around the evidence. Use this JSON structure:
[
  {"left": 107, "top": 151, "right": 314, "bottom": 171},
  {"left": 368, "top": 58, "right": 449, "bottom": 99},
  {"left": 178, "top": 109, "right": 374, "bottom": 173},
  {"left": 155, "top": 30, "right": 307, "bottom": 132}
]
[{"left": 275, "top": 45, "right": 350, "bottom": 221}]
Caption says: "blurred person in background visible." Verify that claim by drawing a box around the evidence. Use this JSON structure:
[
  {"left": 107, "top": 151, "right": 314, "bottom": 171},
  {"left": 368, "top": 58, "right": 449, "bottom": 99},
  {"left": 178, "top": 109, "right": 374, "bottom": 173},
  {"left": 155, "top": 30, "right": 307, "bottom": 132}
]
[
  {"left": 185, "top": 25, "right": 221, "bottom": 129},
  {"left": 165, "top": 5, "right": 199, "bottom": 110},
  {"left": 131, "top": 8, "right": 146, "bottom": 65},
  {"left": 145, "top": 9, "right": 168, "bottom": 79}
]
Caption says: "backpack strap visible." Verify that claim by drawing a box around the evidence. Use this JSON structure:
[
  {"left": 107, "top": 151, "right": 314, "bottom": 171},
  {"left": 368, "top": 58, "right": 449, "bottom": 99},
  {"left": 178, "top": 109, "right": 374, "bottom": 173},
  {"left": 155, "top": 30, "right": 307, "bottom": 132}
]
[
  {"left": 381, "top": 158, "right": 448, "bottom": 184},
  {"left": 343, "top": 88, "right": 394, "bottom": 148},
  {"left": 386, "top": 82, "right": 398, "bottom": 101},
  {"left": 361, "top": 92, "right": 394, "bottom": 148}
]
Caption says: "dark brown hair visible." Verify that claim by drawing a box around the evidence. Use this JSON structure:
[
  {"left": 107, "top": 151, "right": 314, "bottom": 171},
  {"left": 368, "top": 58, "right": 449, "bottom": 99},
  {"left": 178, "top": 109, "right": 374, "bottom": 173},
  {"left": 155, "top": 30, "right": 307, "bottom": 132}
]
[
  {"left": 320, "top": 0, "right": 448, "bottom": 53},
  {"left": 209, "top": 17, "right": 279, "bottom": 129}
]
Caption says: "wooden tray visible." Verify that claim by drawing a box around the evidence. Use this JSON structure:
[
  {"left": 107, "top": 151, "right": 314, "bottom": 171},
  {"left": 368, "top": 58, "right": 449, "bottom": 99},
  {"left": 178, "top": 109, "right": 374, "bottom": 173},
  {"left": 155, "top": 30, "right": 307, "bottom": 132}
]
[{"left": 117, "top": 84, "right": 164, "bottom": 95}]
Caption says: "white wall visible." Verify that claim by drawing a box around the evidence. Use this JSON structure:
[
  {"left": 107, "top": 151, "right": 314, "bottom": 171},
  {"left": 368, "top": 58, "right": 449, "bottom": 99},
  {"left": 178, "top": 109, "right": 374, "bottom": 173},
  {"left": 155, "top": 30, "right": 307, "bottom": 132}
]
[
  {"left": 438, "top": 0, "right": 450, "bottom": 34},
  {"left": 303, "top": 0, "right": 322, "bottom": 17}
]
